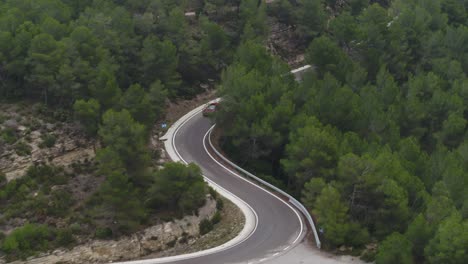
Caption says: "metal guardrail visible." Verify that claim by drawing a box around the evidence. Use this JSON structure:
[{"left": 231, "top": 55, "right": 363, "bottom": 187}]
[{"left": 208, "top": 127, "right": 322, "bottom": 249}]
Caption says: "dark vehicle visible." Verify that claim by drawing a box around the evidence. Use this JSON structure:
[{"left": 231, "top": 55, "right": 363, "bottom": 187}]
[{"left": 202, "top": 102, "right": 219, "bottom": 117}]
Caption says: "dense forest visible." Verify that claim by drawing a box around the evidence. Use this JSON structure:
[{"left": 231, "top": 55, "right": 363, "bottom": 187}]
[
  {"left": 0, "top": 0, "right": 243, "bottom": 260},
  {"left": 216, "top": 0, "right": 468, "bottom": 263},
  {"left": 0, "top": 0, "right": 244, "bottom": 105},
  {"left": 0, "top": 0, "right": 467, "bottom": 263}
]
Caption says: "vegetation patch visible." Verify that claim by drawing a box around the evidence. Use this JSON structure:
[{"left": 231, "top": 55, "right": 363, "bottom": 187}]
[
  {"left": 1, "top": 224, "right": 74, "bottom": 261},
  {"left": 39, "top": 134, "right": 57, "bottom": 149},
  {"left": 214, "top": 0, "right": 468, "bottom": 262}
]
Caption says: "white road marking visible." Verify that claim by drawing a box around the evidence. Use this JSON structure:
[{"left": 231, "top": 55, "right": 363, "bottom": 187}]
[
  {"left": 172, "top": 109, "right": 260, "bottom": 250},
  {"left": 117, "top": 108, "right": 304, "bottom": 264},
  {"left": 117, "top": 108, "right": 258, "bottom": 264},
  {"left": 205, "top": 125, "right": 305, "bottom": 246}
]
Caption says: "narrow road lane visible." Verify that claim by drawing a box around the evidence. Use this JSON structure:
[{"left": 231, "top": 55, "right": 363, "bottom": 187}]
[{"left": 169, "top": 112, "right": 304, "bottom": 264}]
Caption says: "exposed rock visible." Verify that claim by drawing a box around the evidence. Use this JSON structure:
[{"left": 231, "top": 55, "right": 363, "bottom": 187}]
[
  {"left": 4, "top": 119, "right": 19, "bottom": 129},
  {"left": 45, "top": 123, "right": 55, "bottom": 130},
  {"left": 10, "top": 198, "right": 217, "bottom": 264},
  {"left": 0, "top": 104, "right": 96, "bottom": 182}
]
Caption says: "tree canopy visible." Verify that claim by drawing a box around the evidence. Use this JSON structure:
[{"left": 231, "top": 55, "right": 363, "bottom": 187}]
[{"left": 216, "top": 0, "right": 468, "bottom": 262}]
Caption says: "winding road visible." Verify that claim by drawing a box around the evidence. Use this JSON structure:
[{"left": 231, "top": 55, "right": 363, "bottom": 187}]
[
  {"left": 123, "top": 101, "right": 365, "bottom": 264},
  {"left": 168, "top": 110, "right": 305, "bottom": 264},
  {"left": 129, "top": 104, "right": 306, "bottom": 264},
  {"left": 120, "top": 63, "right": 367, "bottom": 264}
]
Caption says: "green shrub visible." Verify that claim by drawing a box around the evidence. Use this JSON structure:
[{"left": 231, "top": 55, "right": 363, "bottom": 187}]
[
  {"left": 166, "top": 238, "right": 177, "bottom": 247},
  {"left": 0, "top": 190, "right": 6, "bottom": 201},
  {"left": 216, "top": 198, "right": 224, "bottom": 211},
  {"left": 346, "top": 223, "right": 370, "bottom": 247},
  {"left": 0, "top": 172, "right": 6, "bottom": 187},
  {"left": 211, "top": 211, "right": 222, "bottom": 225},
  {"left": 39, "top": 134, "right": 56, "bottom": 148},
  {"left": 147, "top": 163, "right": 208, "bottom": 215},
  {"left": 1, "top": 128, "right": 17, "bottom": 144},
  {"left": 29, "top": 119, "right": 42, "bottom": 130},
  {"left": 199, "top": 219, "right": 213, "bottom": 235},
  {"left": 14, "top": 141, "right": 32, "bottom": 156},
  {"left": 1, "top": 224, "right": 53, "bottom": 259},
  {"left": 55, "top": 228, "right": 74, "bottom": 247},
  {"left": 117, "top": 221, "right": 139, "bottom": 235},
  {"left": 52, "top": 109, "right": 70, "bottom": 122},
  {"left": 27, "top": 165, "right": 68, "bottom": 186},
  {"left": 209, "top": 187, "right": 218, "bottom": 199},
  {"left": 69, "top": 223, "right": 82, "bottom": 234},
  {"left": 95, "top": 227, "right": 113, "bottom": 239},
  {"left": 361, "top": 248, "right": 377, "bottom": 262},
  {"left": 47, "top": 189, "right": 74, "bottom": 216}
]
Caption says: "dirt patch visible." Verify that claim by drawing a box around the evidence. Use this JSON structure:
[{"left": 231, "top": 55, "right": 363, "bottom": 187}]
[{"left": 0, "top": 103, "right": 95, "bottom": 182}]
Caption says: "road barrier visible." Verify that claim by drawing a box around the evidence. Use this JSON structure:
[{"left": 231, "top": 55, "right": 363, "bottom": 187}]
[{"left": 207, "top": 126, "right": 322, "bottom": 249}]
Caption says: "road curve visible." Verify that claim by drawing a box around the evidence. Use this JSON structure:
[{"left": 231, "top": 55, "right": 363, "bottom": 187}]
[
  {"left": 169, "top": 110, "right": 305, "bottom": 264},
  {"left": 118, "top": 104, "right": 306, "bottom": 264}
]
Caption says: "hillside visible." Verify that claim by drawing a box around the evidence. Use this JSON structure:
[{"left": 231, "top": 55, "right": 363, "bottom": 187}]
[
  {"left": 0, "top": 0, "right": 243, "bottom": 261},
  {"left": 215, "top": 0, "right": 468, "bottom": 263}
]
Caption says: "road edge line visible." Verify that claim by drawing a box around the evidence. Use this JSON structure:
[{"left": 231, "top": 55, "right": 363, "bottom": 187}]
[{"left": 117, "top": 99, "right": 257, "bottom": 264}]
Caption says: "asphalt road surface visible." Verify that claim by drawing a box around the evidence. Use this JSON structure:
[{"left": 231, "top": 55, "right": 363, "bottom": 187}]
[{"left": 170, "top": 112, "right": 305, "bottom": 264}]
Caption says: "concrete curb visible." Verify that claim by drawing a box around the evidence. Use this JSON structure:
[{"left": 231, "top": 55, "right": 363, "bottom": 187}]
[{"left": 117, "top": 99, "right": 257, "bottom": 264}]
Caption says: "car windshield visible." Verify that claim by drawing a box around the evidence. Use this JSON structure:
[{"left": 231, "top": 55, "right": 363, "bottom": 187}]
[{"left": 208, "top": 105, "right": 216, "bottom": 110}]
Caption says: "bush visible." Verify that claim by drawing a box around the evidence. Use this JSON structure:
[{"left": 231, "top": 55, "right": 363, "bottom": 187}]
[
  {"left": 346, "top": 222, "right": 370, "bottom": 247},
  {"left": 14, "top": 141, "right": 32, "bottom": 156},
  {"left": 0, "top": 172, "right": 6, "bottom": 187},
  {"left": 69, "top": 223, "right": 82, "bottom": 235},
  {"left": 1, "top": 224, "right": 53, "bottom": 259},
  {"left": 26, "top": 165, "right": 68, "bottom": 186},
  {"left": 47, "top": 189, "right": 74, "bottom": 217},
  {"left": 95, "top": 227, "right": 113, "bottom": 239},
  {"left": 216, "top": 198, "right": 224, "bottom": 211},
  {"left": 55, "top": 228, "right": 74, "bottom": 247},
  {"left": 39, "top": 134, "right": 56, "bottom": 148},
  {"left": 199, "top": 219, "right": 213, "bottom": 235},
  {"left": 211, "top": 211, "right": 222, "bottom": 225},
  {"left": 361, "top": 248, "right": 377, "bottom": 262},
  {"left": 166, "top": 238, "right": 177, "bottom": 247},
  {"left": 209, "top": 187, "right": 218, "bottom": 199},
  {"left": 376, "top": 233, "right": 413, "bottom": 264},
  {"left": 179, "top": 232, "right": 189, "bottom": 244},
  {"left": 1, "top": 128, "right": 17, "bottom": 144},
  {"left": 147, "top": 163, "right": 208, "bottom": 214}
]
